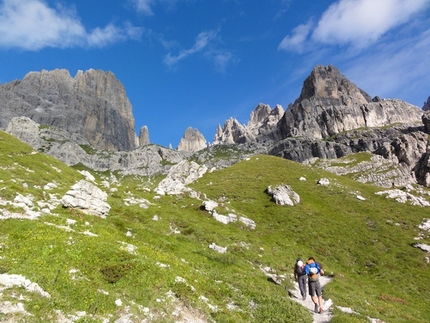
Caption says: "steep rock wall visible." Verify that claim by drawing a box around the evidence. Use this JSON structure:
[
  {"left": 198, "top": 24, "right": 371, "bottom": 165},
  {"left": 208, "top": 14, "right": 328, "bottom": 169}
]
[{"left": 0, "top": 69, "right": 137, "bottom": 151}]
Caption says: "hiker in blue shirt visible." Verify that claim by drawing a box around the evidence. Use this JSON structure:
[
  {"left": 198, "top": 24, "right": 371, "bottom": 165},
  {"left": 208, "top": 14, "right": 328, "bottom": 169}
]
[{"left": 304, "top": 257, "right": 324, "bottom": 313}]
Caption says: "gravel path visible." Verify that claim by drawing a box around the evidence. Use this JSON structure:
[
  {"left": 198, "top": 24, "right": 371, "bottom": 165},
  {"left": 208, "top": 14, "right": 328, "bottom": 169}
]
[{"left": 289, "top": 275, "right": 333, "bottom": 323}]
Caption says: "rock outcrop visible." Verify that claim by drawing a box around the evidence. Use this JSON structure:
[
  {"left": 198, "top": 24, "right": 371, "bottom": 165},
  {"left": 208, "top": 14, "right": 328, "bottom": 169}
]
[
  {"left": 5, "top": 116, "right": 190, "bottom": 176},
  {"left": 0, "top": 69, "right": 137, "bottom": 151},
  {"left": 177, "top": 127, "right": 207, "bottom": 152},
  {"left": 278, "top": 65, "right": 422, "bottom": 139},
  {"left": 155, "top": 160, "right": 208, "bottom": 195},
  {"left": 61, "top": 180, "right": 111, "bottom": 218}
]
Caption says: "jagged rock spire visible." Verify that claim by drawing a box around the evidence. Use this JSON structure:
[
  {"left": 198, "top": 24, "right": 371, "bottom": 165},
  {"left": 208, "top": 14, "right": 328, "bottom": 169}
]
[{"left": 139, "top": 125, "right": 150, "bottom": 147}]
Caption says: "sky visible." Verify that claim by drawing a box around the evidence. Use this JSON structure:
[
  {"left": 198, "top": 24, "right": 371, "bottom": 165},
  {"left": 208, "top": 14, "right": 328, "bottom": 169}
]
[{"left": 1, "top": 0, "right": 430, "bottom": 148}]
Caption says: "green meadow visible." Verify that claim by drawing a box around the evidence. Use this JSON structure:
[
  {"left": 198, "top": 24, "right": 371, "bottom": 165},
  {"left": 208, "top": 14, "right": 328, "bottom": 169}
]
[{"left": 0, "top": 130, "right": 429, "bottom": 322}]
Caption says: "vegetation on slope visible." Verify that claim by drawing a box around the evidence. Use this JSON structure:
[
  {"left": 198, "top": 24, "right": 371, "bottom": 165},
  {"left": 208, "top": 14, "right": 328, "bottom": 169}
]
[{"left": 0, "top": 130, "right": 429, "bottom": 322}]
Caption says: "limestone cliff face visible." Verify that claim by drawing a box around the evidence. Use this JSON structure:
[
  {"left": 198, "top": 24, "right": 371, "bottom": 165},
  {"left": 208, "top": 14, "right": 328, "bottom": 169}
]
[
  {"left": 177, "top": 127, "right": 207, "bottom": 152},
  {"left": 278, "top": 65, "right": 423, "bottom": 139},
  {"left": 0, "top": 69, "right": 137, "bottom": 151}
]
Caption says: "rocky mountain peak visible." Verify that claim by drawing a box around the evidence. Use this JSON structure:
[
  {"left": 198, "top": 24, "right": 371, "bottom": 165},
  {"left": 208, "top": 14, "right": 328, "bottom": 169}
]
[
  {"left": 297, "top": 64, "right": 372, "bottom": 106},
  {"left": 249, "top": 103, "right": 272, "bottom": 126},
  {"left": 278, "top": 65, "right": 422, "bottom": 140},
  {"left": 0, "top": 68, "right": 137, "bottom": 151},
  {"left": 177, "top": 127, "right": 207, "bottom": 152}
]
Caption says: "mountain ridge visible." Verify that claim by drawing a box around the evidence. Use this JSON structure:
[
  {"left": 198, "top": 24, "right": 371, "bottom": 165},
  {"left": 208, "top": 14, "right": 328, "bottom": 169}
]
[{"left": 2, "top": 64, "right": 430, "bottom": 189}]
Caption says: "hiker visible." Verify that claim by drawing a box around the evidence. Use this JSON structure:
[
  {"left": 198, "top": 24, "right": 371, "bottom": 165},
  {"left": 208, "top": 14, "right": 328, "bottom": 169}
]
[
  {"left": 294, "top": 258, "right": 307, "bottom": 300},
  {"left": 304, "top": 257, "right": 324, "bottom": 313}
]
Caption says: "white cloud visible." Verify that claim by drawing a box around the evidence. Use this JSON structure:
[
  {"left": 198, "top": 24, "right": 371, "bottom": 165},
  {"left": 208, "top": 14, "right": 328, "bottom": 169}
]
[
  {"left": 163, "top": 30, "right": 217, "bottom": 67},
  {"left": 343, "top": 28, "right": 430, "bottom": 105},
  {"left": 278, "top": 22, "right": 312, "bottom": 52},
  {"left": 132, "top": 0, "right": 155, "bottom": 15},
  {"left": 0, "top": 0, "right": 142, "bottom": 50},
  {"left": 312, "top": 0, "right": 430, "bottom": 48}
]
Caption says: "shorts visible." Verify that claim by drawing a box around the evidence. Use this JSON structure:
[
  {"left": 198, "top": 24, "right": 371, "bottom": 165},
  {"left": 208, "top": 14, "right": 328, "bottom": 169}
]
[{"left": 308, "top": 279, "right": 322, "bottom": 297}]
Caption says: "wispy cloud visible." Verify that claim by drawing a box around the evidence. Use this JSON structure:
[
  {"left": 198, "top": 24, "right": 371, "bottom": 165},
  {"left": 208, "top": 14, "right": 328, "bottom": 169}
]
[
  {"left": 279, "top": 0, "right": 430, "bottom": 51},
  {"left": 163, "top": 30, "right": 217, "bottom": 67},
  {"left": 0, "top": 0, "right": 142, "bottom": 50}
]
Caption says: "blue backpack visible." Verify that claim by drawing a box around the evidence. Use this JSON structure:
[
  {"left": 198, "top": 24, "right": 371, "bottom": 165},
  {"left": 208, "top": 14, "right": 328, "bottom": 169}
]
[{"left": 307, "top": 261, "right": 320, "bottom": 281}]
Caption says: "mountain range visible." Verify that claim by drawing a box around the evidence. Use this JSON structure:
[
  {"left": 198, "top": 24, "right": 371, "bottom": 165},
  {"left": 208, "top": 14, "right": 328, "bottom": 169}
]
[{"left": 1, "top": 64, "right": 430, "bottom": 188}]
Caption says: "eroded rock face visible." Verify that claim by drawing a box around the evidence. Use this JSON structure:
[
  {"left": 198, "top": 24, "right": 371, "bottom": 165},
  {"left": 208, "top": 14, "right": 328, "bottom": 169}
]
[
  {"left": 6, "top": 116, "right": 189, "bottom": 176},
  {"left": 278, "top": 65, "right": 423, "bottom": 140},
  {"left": 155, "top": 160, "right": 208, "bottom": 195},
  {"left": 177, "top": 127, "right": 207, "bottom": 152},
  {"left": 0, "top": 69, "right": 137, "bottom": 151}
]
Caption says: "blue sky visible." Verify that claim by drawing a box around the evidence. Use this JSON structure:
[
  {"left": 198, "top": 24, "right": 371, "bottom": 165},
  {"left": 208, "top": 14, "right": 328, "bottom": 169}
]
[{"left": 1, "top": 0, "right": 429, "bottom": 148}]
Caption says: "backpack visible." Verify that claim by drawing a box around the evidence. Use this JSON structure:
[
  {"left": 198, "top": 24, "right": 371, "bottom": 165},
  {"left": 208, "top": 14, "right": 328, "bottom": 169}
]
[
  {"left": 295, "top": 260, "right": 305, "bottom": 276},
  {"left": 307, "top": 261, "right": 320, "bottom": 281}
]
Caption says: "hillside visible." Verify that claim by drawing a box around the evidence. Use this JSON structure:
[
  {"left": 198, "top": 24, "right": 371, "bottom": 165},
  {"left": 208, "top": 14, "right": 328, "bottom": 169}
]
[{"left": 0, "top": 130, "right": 429, "bottom": 322}]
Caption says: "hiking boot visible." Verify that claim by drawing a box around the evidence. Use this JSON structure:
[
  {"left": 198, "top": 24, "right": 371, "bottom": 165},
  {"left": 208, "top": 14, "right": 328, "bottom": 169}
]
[
  {"left": 314, "top": 304, "right": 319, "bottom": 313},
  {"left": 302, "top": 295, "right": 306, "bottom": 300},
  {"left": 319, "top": 307, "right": 323, "bottom": 314}
]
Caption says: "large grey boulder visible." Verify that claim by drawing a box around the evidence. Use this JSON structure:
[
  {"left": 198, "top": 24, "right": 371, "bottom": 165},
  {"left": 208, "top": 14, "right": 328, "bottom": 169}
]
[
  {"left": 267, "top": 185, "right": 300, "bottom": 206},
  {"left": 61, "top": 180, "right": 111, "bottom": 218}
]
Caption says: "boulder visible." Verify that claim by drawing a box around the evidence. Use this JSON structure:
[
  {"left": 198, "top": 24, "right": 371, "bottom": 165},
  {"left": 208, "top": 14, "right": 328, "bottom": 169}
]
[
  {"left": 266, "top": 185, "right": 300, "bottom": 206},
  {"left": 61, "top": 180, "right": 110, "bottom": 218}
]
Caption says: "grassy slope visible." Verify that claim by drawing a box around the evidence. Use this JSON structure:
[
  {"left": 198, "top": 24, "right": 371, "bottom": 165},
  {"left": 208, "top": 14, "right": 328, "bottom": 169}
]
[{"left": 0, "top": 131, "right": 429, "bottom": 322}]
